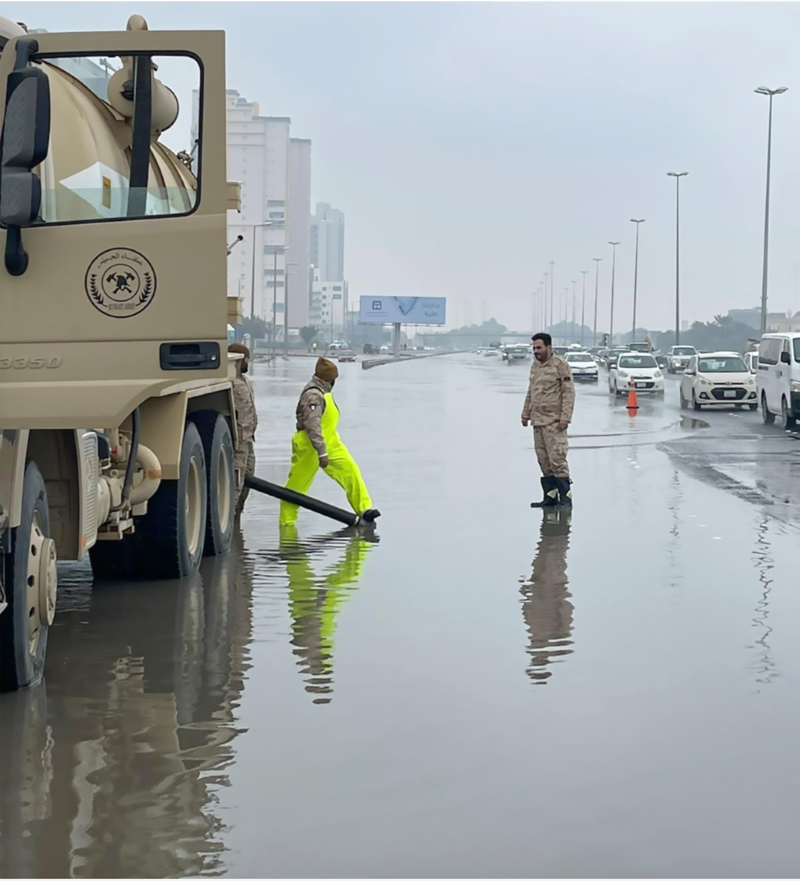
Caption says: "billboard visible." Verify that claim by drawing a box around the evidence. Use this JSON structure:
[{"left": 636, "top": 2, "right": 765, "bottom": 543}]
[{"left": 359, "top": 296, "right": 447, "bottom": 325}]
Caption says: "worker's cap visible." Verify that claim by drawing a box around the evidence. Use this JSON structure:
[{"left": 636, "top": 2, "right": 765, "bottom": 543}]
[
  {"left": 314, "top": 357, "right": 339, "bottom": 383},
  {"left": 228, "top": 342, "right": 250, "bottom": 358}
]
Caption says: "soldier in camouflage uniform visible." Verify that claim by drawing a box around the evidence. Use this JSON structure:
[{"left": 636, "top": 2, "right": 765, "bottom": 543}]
[
  {"left": 280, "top": 357, "right": 380, "bottom": 526},
  {"left": 228, "top": 343, "right": 258, "bottom": 514},
  {"left": 521, "top": 332, "right": 576, "bottom": 508}
]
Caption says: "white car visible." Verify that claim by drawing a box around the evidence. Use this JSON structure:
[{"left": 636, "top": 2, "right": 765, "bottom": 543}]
[
  {"left": 609, "top": 353, "right": 664, "bottom": 395},
  {"left": 666, "top": 345, "right": 697, "bottom": 373},
  {"left": 565, "top": 351, "right": 599, "bottom": 381},
  {"left": 680, "top": 352, "right": 757, "bottom": 411},
  {"left": 756, "top": 333, "right": 800, "bottom": 429}
]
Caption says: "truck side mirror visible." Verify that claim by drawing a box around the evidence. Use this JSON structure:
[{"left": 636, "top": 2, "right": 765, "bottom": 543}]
[
  {"left": 1, "top": 41, "right": 51, "bottom": 275},
  {"left": 780, "top": 351, "right": 791, "bottom": 365}
]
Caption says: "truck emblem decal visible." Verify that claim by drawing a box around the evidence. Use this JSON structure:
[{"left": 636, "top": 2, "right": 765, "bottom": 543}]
[{"left": 85, "top": 248, "right": 157, "bottom": 318}]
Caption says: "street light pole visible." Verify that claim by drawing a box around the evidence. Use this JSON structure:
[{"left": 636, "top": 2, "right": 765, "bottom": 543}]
[
  {"left": 549, "top": 261, "right": 555, "bottom": 337},
  {"left": 543, "top": 272, "right": 549, "bottom": 329},
  {"left": 608, "top": 241, "right": 620, "bottom": 345},
  {"left": 580, "top": 270, "right": 588, "bottom": 349},
  {"left": 571, "top": 280, "right": 577, "bottom": 343},
  {"left": 592, "top": 257, "right": 602, "bottom": 347},
  {"left": 755, "top": 86, "right": 788, "bottom": 335},
  {"left": 630, "top": 219, "right": 645, "bottom": 342},
  {"left": 667, "top": 172, "right": 688, "bottom": 345}
]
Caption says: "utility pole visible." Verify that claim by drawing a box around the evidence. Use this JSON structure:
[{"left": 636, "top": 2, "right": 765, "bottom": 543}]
[
  {"left": 543, "top": 273, "right": 549, "bottom": 329},
  {"left": 609, "top": 241, "right": 620, "bottom": 346},
  {"left": 580, "top": 270, "right": 588, "bottom": 349},
  {"left": 571, "top": 280, "right": 578, "bottom": 343},
  {"left": 668, "top": 172, "right": 688, "bottom": 345},
  {"left": 592, "top": 257, "right": 602, "bottom": 347},
  {"left": 549, "top": 261, "right": 555, "bottom": 338},
  {"left": 630, "top": 219, "right": 645, "bottom": 342}
]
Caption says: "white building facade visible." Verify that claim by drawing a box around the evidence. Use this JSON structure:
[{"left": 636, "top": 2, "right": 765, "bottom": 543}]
[
  {"left": 310, "top": 202, "right": 345, "bottom": 283},
  {"left": 310, "top": 269, "right": 347, "bottom": 341},
  {"left": 287, "top": 138, "right": 312, "bottom": 329}
]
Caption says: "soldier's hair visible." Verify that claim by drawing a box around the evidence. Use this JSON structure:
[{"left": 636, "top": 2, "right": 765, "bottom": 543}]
[{"left": 532, "top": 332, "right": 552, "bottom": 347}]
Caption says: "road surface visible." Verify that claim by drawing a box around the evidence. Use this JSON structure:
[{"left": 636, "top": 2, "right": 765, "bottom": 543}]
[{"left": 1, "top": 354, "right": 798, "bottom": 878}]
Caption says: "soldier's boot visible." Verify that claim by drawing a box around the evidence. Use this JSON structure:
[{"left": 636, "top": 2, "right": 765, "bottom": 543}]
[
  {"left": 531, "top": 476, "right": 560, "bottom": 508},
  {"left": 555, "top": 477, "right": 573, "bottom": 509}
]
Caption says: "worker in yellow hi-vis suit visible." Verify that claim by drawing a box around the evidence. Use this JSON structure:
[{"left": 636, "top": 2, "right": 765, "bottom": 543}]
[
  {"left": 279, "top": 523, "right": 375, "bottom": 703},
  {"left": 280, "top": 358, "right": 380, "bottom": 526}
]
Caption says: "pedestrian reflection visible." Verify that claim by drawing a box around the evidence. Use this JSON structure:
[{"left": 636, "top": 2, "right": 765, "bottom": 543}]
[
  {"left": 279, "top": 524, "right": 377, "bottom": 704},
  {"left": 519, "top": 508, "right": 574, "bottom": 685},
  {"left": 0, "top": 545, "right": 252, "bottom": 879}
]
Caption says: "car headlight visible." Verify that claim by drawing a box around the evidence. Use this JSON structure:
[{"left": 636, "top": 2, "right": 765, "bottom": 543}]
[
  {"left": 698, "top": 377, "right": 710, "bottom": 385},
  {"left": 791, "top": 380, "right": 800, "bottom": 393},
  {"left": 654, "top": 370, "right": 662, "bottom": 378},
  {"left": 617, "top": 370, "right": 628, "bottom": 378}
]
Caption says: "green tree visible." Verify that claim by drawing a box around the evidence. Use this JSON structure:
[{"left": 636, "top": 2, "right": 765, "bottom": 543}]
[
  {"left": 300, "top": 326, "right": 319, "bottom": 351},
  {"left": 242, "top": 316, "right": 268, "bottom": 340}
]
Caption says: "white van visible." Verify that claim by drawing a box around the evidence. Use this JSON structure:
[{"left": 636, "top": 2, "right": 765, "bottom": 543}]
[{"left": 756, "top": 333, "right": 800, "bottom": 429}]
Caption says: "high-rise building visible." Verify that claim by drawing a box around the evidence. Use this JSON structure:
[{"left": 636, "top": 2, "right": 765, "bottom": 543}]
[
  {"left": 310, "top": 202, "right": 345, "bottom": 282},
  {"left": 287, "top": 139, "right": 312, "bottom": 328}
]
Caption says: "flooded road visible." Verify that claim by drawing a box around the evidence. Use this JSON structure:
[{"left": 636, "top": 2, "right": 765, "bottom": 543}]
[{"left": 2, "top": 355, "right": 799, "bottom": 878}]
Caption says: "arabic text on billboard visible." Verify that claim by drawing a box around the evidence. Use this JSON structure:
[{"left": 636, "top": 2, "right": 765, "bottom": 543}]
[{"left": 359, "top": 296, "right": 447, "bottom": 325}]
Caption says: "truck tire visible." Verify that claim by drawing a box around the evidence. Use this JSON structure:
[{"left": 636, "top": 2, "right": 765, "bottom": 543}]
[
  {"left": 136, "top": 421, "right": 208, "bottom": 579},
  {"left": 191, "top": 411, "right": 235, "bottom": 557},
  {"left": 89, "top": 535, "right": 140, "bottom": 581},
  {"left": 0, "top": 462, "right": 56, "bottom": 691}
]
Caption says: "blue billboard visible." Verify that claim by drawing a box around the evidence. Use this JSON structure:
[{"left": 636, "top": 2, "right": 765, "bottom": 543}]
[{"left": 359, "top": 296, "right": 447, "bottom": 325}]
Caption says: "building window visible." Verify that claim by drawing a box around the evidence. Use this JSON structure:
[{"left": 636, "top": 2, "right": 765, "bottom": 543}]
[
  {"left": 332, "top": 285, "right": 343, "bottom": 291},
  {"left": 264, "top": 268, "right": 285, "bottom": 276},
  {"left": 267, "top": 200, "right": 285, "bottom": 207}
]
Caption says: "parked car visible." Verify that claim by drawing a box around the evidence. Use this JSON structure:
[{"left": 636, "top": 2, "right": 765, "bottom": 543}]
[
  {"left": 609, "top": 353, "right": 664, "bottom": 395},
  {"left": 666, "top": 345, "right": 698, "bottom": 373},
  {"left": 680, "top": 352, "right": 757, "bottom": 411},
  {"left": 565, "top": 351, "right": 599, "bottom": 381},
  {"left": 756, "top": 333, "right": 800, "bottom": 429}
]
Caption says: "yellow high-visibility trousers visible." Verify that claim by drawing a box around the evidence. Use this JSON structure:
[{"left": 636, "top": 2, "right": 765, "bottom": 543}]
[{"left": 280, "top": 392, "right": 372, "bottom": 526}]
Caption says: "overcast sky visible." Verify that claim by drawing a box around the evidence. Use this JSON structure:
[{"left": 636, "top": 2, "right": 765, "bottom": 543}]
[{"left": 14, "top": 1, "right": 800, "bottom": 332}]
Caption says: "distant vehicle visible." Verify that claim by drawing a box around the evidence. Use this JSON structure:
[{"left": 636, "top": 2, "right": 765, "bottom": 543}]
[
  {"left": 565, "top": 351, "right": 599, "bottom": 381},
  {"left": 552, "top": 346, "right": 569, "bottom": 356},
  {"left": 756, "top": 333, "right": 800, "bottom": 428},
  {"left": 338, "top": 350, "right": 357, "bottom": 363},
  {"left": 666, "top": 345, "right": 697, "bottom": 373},
  {"left": 680, "top": 352, "right": 757, "bottom": 412},
  {"left": 743, "top": 351, "right": 758, "bottom": 374},
  {"left": 605, "top": 347, "right": 630, "bottom": 370},
  {"left": 379, "top": 345, "right": 389, "bottom": 353},
  {"left": 628, "top": 341, "right": 653, "bottom": 354},
  {"left": 609, "top": 353, "right": 664, "bottom": 396},
  {"left": 504, "top": 345, "right": 530, "bottom": 364},
  {"left": 568, "top": 343, "right": 583, "bottom": 351}
]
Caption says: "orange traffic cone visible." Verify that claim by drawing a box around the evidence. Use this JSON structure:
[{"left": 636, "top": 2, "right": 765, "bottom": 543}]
[{"left": 626, "top": 383, "right": 639, "bottom": 413}]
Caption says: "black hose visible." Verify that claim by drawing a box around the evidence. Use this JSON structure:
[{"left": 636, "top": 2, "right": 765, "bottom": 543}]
[
  {"left": 120, "top": 407, "right": 140, "bottom": 507},
  {"left": 244, "top": 473, "right": 359, "bottom": 527}
]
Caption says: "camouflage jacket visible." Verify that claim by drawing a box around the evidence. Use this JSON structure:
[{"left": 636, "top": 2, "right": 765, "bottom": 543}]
[
  {"left": 295, "top": 376, "right": 332, "bottom": 458},
  {"left": 521, "top": 354, "right": 575, "bottom": 426},
  {"left": 233, "top": 374, "right": 258, "bottom": 443}
]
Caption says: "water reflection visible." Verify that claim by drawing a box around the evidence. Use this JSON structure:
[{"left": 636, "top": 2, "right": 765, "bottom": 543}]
[
  {"left": 750, "top": 518, "right": 777, "bottom": 689},
  {"left": 519, "top": 509, "right": 573, "bottom": 685},
  {"left": 278, "top": 524, "right": 377, "bottom": 704},
  {"left": 0, "top": 542, "right": 253, "bottom": 879}
]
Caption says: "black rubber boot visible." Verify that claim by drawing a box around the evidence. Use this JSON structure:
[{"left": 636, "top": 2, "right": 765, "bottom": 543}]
[
  {"left": 360, "top": 508, "right": 381, "bottom": 523},
  {"left": 555, "top": 477, "right": 573, "bottom": 509},
  {"left": 531, "top": 476, "right": 560, "bottom": 508}
]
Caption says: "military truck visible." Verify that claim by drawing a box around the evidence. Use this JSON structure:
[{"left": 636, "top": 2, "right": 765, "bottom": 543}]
[{"left": 0, "top": 15, "right": 244, "bottom": 690}]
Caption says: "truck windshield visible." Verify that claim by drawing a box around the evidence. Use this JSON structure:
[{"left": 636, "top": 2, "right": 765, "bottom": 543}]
[{"left": 794, "top": 339, "right": 800, "bottom": 363}]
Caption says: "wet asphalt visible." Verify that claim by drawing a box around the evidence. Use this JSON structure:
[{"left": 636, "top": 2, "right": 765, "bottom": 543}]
[{"left": 1, "top": 354, "right": 799, "bottom": 878}]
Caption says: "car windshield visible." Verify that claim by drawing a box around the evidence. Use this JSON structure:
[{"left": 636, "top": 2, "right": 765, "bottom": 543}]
[
  {"left": 618, "top": 355, "right": 657, "bottom": 369},
  {"left": 794, "top": 339, "right": 800, "bottom": 362},
  {"left": 698, "top": 357, "right": 747, "bottom": 373},
  {"left": 673, "top": 347, "right": 695, "bottom": 355},
  {"left": 567, "top": 354, "right": 594, "bottom": 362}
]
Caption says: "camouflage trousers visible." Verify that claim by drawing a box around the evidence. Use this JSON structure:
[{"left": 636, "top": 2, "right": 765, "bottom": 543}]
[
  {"left": 235, "top": 441, "right": 256, "bottom": 510},
  {"left": 533, "top": 423, "right": 570, "bottom": 479}
]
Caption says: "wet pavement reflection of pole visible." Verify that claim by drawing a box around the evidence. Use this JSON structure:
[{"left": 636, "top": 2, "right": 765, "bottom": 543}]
[
  {"left": 519, "top": 508, "right": 573, "bottom": 685},
  {"left": 0, "top": 541, "right": 253, "bottom": 879}
]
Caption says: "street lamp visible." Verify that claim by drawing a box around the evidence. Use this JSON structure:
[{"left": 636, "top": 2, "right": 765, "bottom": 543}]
[
  {"left": 283, "top": 261, "right": 298, "bottom": 357},
  {"left": 592, "top": 257, "right": 602, "bottom": 346},
  {"left": 571, "top": 280, "right": 578, "bottom": 343},
  {"left": 549, "top": 261, "right": 555, "bottom": 337},
  {"left": 543, "top": 272, "right": 549, "bottom": 329},
  {"left": 245, "top": 221, "right": 272, "bottom": 320},
  {"left": 755, "top": 86, "right": 788, "bottom": 334},
  {"left": 630, "top": 219, "right": 645, "bottom": 342},
  {"left": 667, "top": 172, "right": 688, "bottom": 345},
  {"left": 608, "top": 241, "right": 620, "bottom": 345},
  {"left": 580, "top": 270, "right": 588, "bottom": 349}
]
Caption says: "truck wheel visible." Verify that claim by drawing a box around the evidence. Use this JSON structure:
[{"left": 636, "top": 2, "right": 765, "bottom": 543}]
[
  {"left": 0, "top": 462, "right": 57, "bottom": 691},
  {"left": 761, "top": 393, "right": 775, "bottom": 425},
  {"left": 136, "top": 421, "right": 208, "bottom": 579},
  {"left": 781, "top": 397, "right": 797, "bottom": 430},
  {"left": 191, "top": 412, "right": 235, "bottom": 557}
]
